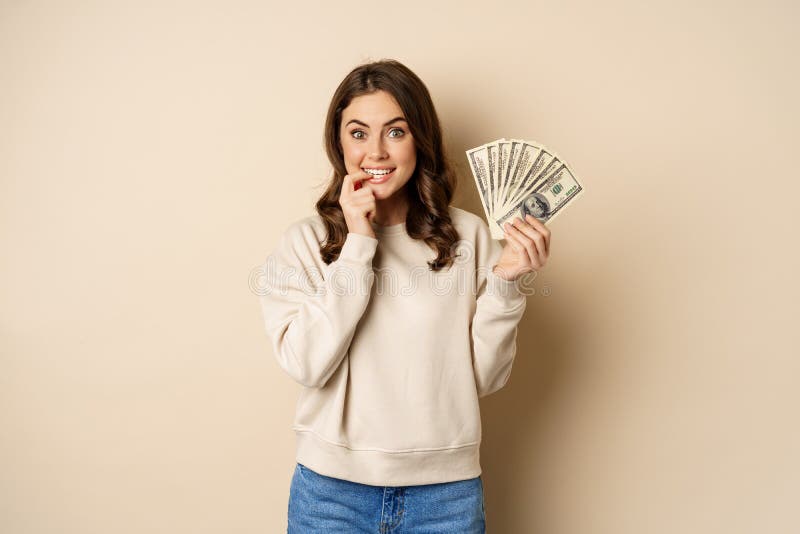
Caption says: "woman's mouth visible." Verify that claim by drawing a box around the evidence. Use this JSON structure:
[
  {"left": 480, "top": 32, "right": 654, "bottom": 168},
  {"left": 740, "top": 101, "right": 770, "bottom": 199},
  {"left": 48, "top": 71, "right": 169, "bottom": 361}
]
[{"left": 362, "top": 167, "right": 396, "bottom": 184}]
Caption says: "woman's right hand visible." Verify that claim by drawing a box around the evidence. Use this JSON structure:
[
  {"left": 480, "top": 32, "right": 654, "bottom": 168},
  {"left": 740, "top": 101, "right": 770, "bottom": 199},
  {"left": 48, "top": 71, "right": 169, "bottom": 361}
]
[{"left": 339, "top": 171, "right": 377, "bottom": 239}]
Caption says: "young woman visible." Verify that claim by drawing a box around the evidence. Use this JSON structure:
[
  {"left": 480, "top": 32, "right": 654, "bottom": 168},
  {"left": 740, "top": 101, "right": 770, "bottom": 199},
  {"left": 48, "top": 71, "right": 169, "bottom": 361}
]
[{"left": 259, "top": 59, "right": 551, "bottom": 533}]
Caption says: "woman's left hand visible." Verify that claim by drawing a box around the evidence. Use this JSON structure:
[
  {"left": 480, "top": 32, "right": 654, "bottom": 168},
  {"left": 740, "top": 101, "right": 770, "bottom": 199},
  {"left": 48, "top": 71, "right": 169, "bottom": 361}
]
[{"left": 492, "top": 214, "right": 551, "bottom": 281}]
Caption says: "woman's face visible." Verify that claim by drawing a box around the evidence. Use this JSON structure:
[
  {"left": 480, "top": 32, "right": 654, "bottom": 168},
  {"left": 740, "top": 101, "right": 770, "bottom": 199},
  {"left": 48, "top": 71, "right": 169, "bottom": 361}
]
[{"left": 339, "top": 90, "right": 417, "bottom": 200}]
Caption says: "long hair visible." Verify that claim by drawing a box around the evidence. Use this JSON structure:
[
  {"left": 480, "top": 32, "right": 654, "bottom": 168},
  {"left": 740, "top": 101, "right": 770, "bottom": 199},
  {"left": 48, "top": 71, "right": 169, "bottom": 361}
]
[{"left": 315, "top": 59, "right": 459, "bottom": 271}]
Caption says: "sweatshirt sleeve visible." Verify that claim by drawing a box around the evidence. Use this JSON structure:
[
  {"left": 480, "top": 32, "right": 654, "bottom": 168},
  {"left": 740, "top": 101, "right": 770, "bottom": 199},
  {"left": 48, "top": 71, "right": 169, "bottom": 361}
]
[
  {"left": 470, "top": 222, "right": 528, "bottom": 398},
  {"left": 258, "top": 225, "right": 378, "bottom": 388}
]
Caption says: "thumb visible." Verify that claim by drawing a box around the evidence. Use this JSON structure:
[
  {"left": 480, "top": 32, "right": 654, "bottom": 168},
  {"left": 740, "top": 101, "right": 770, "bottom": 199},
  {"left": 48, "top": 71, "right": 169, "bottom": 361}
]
[{"left": 342, "top": 174, "right": 353, "bottom": 194}]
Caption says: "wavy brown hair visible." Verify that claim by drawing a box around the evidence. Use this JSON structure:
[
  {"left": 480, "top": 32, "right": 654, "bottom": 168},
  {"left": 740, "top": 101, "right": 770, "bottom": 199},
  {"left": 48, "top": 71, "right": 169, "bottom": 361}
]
[{"left": 315, "top": 59, "right": 459, "bottom": 271}]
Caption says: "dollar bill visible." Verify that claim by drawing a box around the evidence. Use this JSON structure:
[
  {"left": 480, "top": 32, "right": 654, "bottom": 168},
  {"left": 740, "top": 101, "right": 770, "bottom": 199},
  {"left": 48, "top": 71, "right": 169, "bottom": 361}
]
[
  {"left": 494, "top": 161, "right": 584, "bottom": 228},
  {"left": 465, "top": 143, "right": 504, "bottom": 238},
  {"left": 466, "top": 137, "right": 584, "bottom": 239},
  {"left": 496, "top": 139, "right": 512, "bottom": 210}
]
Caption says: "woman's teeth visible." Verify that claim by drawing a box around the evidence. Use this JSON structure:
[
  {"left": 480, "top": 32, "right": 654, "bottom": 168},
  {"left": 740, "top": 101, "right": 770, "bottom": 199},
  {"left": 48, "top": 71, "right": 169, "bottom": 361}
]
[{"left": 362, "top": 168, "right": 395, "bottom": 176}]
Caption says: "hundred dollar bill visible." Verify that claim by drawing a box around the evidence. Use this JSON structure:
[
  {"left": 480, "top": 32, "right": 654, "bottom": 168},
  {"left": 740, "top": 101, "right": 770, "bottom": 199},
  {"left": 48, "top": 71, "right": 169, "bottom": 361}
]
[
  {"left": 466, "top": 137, "right": 584, "bottom": 238},
  {"left": 465, "top": 144, "right": 491, "bottom": 217},
  {"left": 496, "top": 139, "right": 512, "bottom": 210},
  {"left": 493, "top": 161, "right": 584, "bottom": 229},
  {"left": 480, "top": 137, "right": 510, "bottom": 213},
  {"left": 485, "top": 141, "right": 500, "bottom": 213},
  {"left": 497, "top": 141, "right": 554, "bottom": 215},
  {"left": 465, "top": 143, "right": 504, "bottom": 238},
  {"left": 498, "top": 138, "right": 524, "bottom": 210}
]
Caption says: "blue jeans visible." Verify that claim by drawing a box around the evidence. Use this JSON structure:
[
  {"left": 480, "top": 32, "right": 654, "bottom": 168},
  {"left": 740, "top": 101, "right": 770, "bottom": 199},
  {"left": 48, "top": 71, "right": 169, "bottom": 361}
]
[{"left": 288, "top": 463, "right": 486, "bottom": 533}]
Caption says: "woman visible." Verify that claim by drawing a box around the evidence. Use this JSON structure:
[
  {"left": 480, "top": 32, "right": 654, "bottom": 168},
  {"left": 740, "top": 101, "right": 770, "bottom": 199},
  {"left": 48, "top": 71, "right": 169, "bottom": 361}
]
[{"left": 259, "top": 59, "right": 551, "bottom": 533}]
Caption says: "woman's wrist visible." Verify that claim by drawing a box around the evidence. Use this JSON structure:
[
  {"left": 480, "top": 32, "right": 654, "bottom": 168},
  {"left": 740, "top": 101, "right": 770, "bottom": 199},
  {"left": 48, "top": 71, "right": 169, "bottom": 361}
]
[{"left": 492, "top": 264, "right": 515, "bottom": 282}]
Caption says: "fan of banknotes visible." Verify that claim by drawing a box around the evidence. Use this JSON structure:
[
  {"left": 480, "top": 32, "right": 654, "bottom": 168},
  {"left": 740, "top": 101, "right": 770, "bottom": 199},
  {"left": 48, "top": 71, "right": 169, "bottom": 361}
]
[{"left": 465, "top": 138, "right": 585, "bottom": 239}]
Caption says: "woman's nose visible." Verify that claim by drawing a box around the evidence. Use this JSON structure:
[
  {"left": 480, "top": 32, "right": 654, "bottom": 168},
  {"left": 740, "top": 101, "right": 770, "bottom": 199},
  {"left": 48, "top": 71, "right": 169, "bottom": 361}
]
[{"left": 368, "top": 138, "right": 387, "bottom": 159}]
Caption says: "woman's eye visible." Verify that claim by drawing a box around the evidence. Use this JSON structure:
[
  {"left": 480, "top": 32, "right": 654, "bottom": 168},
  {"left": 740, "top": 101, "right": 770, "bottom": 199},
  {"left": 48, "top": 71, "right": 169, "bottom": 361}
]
[
  {"left": 351, "top": 130, "right": 365, "bottom": 139},
  {"left": 388, "top": 128, "right": 405, "bottom": 138}
]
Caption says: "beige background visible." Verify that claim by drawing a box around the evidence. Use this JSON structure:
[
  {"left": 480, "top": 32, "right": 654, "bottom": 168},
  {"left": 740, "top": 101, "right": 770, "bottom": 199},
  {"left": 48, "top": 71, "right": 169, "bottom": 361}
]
[{"left": 2, "top": 0, "right": 798, "bottom": 532}]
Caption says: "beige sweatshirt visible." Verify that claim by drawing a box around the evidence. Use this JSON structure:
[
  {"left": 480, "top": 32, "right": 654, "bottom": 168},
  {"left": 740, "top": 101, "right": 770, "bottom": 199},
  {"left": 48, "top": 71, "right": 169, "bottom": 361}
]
[{"left": 258, "top": 205, "right": 527, "bottom": 486}]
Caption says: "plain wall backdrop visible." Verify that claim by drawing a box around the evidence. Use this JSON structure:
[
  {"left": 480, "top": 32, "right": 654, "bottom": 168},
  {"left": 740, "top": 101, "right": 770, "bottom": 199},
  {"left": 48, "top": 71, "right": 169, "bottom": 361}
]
[{"left": 1, "top": 0, "right": 797, "bottom": 532}]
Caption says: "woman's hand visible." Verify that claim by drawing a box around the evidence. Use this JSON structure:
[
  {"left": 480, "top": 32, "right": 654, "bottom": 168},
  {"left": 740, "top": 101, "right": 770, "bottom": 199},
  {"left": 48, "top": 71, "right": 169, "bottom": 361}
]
[
  {"left": 493, "top": 214, "right": 551, "bottom": 281},
  {"left": 339, "top": 171, "right": 377, "bottom": 239}
]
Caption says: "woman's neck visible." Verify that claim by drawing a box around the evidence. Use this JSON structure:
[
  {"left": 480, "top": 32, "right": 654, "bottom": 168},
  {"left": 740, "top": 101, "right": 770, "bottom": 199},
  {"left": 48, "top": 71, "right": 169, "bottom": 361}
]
[{"left": 372, "top": 188, "right": 410, "bottom": 226}]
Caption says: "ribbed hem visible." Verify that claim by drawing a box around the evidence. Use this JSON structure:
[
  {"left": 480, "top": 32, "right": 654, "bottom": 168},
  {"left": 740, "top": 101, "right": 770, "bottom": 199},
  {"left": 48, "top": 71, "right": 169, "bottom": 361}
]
[
  {"left": 294, "top": 428, "right": 482, "bottom": 487},
  {"left": 339, "top": 232, "right": 379, "bottom": 264},
  {"left": 485, "top": 269, "right": 527, "bottom": 311}
]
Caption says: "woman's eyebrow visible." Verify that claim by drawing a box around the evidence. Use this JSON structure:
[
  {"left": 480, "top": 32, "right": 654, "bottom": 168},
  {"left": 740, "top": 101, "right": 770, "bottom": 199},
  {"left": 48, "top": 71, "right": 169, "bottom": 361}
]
[{"left": 345, "top": 117, "right": 407, "bottom": 128}]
